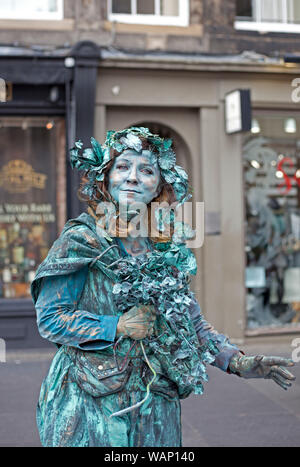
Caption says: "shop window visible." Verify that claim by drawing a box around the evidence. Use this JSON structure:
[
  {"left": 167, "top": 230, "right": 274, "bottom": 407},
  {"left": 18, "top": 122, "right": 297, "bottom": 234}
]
[
  {"left": 243, "top": 113, "right": 300, "bottom": 331},
  {"left": 108, "top": 0, "right": 189, "bottom": 26},
  {"left": 235, "top": 0, "right": 300, "bottom": 33},
  {"left": 0, "top": 0, "right": 63, "bottom": 20},
  {"left": 0, "top": 117, "right": 66, "bottom": 299}
]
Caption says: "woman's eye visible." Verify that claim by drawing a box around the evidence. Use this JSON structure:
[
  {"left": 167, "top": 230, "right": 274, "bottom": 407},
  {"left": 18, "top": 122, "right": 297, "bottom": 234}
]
[
  {"left": 116, "top": 165, "right": 128, "bottom": 170},
  {"left": 142, "top": 168, "right": 154, "bottom": 175}
]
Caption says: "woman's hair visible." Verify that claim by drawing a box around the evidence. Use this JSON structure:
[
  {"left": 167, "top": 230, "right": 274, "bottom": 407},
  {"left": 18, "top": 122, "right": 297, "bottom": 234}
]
[{"left": 78, "top": 137, "right": 177, "bottom": 243}]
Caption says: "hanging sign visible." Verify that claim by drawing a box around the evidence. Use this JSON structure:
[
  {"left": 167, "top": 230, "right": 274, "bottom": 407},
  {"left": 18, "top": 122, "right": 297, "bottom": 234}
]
[{"left": 225, "top": 89, "right": 252, "bottom": 134}]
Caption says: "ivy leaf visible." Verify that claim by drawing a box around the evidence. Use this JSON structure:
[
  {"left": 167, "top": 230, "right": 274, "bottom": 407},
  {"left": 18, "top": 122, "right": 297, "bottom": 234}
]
[
  {"left": 173, "top": 181, "right": 187, "bottom": 201},
  {"left": 75, "top": 140, "right": 83, "bottom": 149},
  {"left": 162, "top": 138, "right": 173, "bottom": 150},
  {"left": 105, "top": 131, "right": 115, "bottom": 145},
  {"left": 161, "top": 170, "right": 176, "bottom": 184},
  {"left": 81, "top": 148, "right": 99, "bottom": 166},
  {"left": 120, "top": 133, "right": 142, "bottom": 152},
  {"left": 174, "top": 165, "right": 188, "bottom": 180},
  {"left": 91, "top": 137, "right": 105, "bottom": 164},
  {"left": 114, "top": 141, "right": 125, "bottom": 152},
  {"left": 158, "top": 149, "right": 176, "bottom": 170},
  {"left": 173, "top": 349, "right": 190, "bottom": 362}
]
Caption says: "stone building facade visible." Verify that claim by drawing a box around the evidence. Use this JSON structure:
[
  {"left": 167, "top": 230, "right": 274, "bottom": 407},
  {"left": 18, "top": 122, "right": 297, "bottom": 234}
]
[
  {"left": 1, "top": 1, "right": 300, "bottom": 55},
  {"left": 0, "top": 1, "right": 300, "bottom": 348}
]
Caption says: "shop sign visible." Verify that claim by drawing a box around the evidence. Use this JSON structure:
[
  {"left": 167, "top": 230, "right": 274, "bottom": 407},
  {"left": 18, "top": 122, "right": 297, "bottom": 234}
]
[
  {"left": 225, "top": 89, "right": 252, "bottom": 134},
  {"left": 0, "top": 160, "right": 47, "bottom": 193}
]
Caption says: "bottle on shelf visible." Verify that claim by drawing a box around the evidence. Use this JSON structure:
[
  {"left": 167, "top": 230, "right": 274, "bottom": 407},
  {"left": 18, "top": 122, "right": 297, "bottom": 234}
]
[
  {"left": 2, "top": 258, "right": 11, "bottom": 283},
  {"left": 0, "top": 227, "right": 8, "bottom": 268},
  {"left": 2, "top": 258, "right": 12, "bottom": 298},
  {"left": 26, "top": 259, "right": 36, "bottom": 284},
  {"left": 12, "top": 238, "right": 24, "bottom": 265}
]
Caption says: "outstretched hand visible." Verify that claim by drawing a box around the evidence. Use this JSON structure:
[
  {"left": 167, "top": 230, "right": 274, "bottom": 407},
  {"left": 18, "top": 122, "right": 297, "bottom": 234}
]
[{"left": 228, "top": 353, "right": 296, "bottom": 390}]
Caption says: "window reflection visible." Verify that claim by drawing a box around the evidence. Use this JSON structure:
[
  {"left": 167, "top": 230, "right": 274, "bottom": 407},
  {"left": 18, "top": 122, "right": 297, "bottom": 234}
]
[
  {"left": 137, "top": 0, "right": 155, "bottom": 15},
  {"left": 0, "top": 117, "right": 65, "bottom": 299},
  {"left": 112, "top": 0, "right": 131, "bottom": 14},
  {"left": 243, "top": 114, "right": 300, "bottom": 329},
  {"left": 161, "top": 0, "right": 179, "bottom": 16}
]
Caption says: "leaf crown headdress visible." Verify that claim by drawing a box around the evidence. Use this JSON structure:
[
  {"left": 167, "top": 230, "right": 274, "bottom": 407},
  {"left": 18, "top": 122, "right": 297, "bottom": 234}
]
[{"left": 70, "top": 126, "right": 192, "bottom": 205}]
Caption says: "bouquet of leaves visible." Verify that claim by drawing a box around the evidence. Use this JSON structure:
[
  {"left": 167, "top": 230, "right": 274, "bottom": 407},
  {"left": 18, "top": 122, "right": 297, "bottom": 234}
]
[{"left": 111, "top": 239, "right": 220, "bottom": 397}]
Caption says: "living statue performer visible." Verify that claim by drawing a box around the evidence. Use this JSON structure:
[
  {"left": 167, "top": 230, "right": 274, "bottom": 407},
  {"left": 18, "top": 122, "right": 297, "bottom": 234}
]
[{"left": 31, "top": 127, "right": 296, "bottom": 447}]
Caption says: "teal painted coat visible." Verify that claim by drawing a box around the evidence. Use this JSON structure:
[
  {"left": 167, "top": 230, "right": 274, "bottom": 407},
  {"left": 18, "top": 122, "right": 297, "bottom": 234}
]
[{"left": 31, "top": 213, "right": 239, "bottom": 446}]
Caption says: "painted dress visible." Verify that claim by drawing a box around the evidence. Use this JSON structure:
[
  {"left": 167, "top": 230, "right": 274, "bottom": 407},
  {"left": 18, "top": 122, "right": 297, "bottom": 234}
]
[{"left": 31, "top": 212, "right": 239, "bottom": 447}]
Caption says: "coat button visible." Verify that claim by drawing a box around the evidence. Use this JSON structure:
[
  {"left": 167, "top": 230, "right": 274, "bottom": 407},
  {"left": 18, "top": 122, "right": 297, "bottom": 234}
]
[{"left": 98, "top": 365, "right": 104, "bottom": 370}]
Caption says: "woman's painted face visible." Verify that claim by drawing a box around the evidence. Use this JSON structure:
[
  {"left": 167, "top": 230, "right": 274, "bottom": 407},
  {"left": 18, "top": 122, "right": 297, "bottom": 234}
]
[{"left": 108, "top": 149, "right": 161, "bottom": 206}]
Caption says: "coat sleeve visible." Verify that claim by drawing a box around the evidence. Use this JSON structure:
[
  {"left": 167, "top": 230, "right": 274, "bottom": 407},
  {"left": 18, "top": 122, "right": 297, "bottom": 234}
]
[
  {"left": 35, "top": 266, "right": 119, "bottom": 350},
  {"left": 188, "top": 295, "right": 240, "bottom": 372}
]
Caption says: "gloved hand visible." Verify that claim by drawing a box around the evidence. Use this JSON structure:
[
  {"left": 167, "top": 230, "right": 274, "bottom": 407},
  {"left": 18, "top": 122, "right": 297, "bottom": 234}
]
[
  {"left": 116, "top": 304, "right": 156, "bottom": 340},
  {"left": 228, "top": 353, "right": 296, "bottom": 390}
]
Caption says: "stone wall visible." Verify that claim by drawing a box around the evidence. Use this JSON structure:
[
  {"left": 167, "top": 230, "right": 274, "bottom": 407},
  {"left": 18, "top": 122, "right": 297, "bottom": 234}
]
[{"left": 0, "top": 0, "right": 299, "bottom": 56}]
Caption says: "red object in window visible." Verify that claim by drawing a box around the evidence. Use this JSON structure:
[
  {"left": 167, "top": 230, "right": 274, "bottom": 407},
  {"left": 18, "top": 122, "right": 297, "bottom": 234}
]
[{"left": 277, "top": 157, "right": 300, "bottom": 194}]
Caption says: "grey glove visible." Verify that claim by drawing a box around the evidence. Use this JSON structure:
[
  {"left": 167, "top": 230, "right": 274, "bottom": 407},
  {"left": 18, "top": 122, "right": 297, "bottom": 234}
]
[
  {"left": 116, "top": 304, "right": 156, "bottom": 340},
  {"left": 229, "top": 353, "right": 296, "bottom": 390}
]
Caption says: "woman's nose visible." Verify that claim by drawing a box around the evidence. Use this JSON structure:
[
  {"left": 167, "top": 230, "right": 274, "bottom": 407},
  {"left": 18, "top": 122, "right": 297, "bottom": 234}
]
[{"left": 127, "top": 164, "right": 138, "bottom": 183}]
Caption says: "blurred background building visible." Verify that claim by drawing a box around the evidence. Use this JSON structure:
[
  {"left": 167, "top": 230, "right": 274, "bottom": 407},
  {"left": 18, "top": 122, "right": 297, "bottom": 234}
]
[{"left": 0, "top": 0, "right": 300, "bottom": 349}]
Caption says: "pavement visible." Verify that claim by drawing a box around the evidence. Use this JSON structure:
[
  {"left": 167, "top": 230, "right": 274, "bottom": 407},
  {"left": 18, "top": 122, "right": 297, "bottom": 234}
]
[{"left": 0, "top": 342, "right": 299, "bottom": 447}]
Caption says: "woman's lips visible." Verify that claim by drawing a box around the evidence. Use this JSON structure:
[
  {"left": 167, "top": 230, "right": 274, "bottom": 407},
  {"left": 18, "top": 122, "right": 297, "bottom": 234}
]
[{"left": 122, "top": 189, "right": 141, "bottom": 193}]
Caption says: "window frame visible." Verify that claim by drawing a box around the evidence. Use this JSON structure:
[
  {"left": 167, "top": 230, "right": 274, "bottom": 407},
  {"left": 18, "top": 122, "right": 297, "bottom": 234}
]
[
  {"left": 235, "top": 0, "right": 300, "bottom": 34},
  {"left": 108, "top": 0, "right": 189, "bottom": 27},
  {"left": 0, "top": 0, "right": 64, "bottom": 21}
]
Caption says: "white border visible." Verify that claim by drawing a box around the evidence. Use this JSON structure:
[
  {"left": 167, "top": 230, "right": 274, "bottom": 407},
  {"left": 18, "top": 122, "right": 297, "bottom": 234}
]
[
  {"left": 235, "top": 20, "right": 300, "bottom": 34},
  {"left": 0, "top": 0, "right": 64, "bottom": 20},
  {"left": 108, "top": 0, "right": 189, "bottom": 27}
]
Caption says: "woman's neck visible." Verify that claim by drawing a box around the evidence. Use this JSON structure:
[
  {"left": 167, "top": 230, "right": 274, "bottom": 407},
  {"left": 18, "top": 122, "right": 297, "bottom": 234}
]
[{"left": 119, "top": 236, "right": 149, "bottom": 256}]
